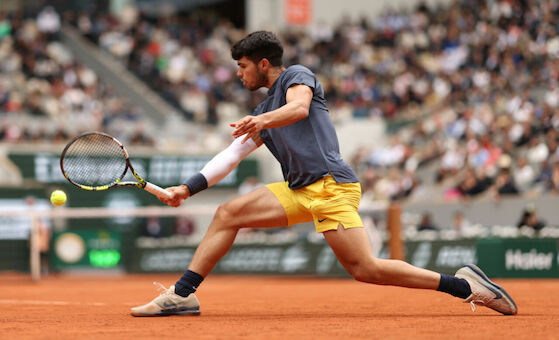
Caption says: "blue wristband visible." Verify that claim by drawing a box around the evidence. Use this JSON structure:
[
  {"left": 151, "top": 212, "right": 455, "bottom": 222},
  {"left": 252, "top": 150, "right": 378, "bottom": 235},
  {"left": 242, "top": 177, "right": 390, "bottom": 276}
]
[{"left": 183, "top": 173, "right": 208, "bottom": 196}]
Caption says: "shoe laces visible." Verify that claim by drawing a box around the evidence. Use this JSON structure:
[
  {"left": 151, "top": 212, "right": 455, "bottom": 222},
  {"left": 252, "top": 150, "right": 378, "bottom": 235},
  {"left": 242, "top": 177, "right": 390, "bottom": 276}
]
[
  {"left": 153, "top": 282, "right": 172, "bottom": 296},
  {"left": 469, "top": 299, "right": 485, "bottom": 312},
  {"left": 468, "top": 291, "right": 492, "bottom": 312}
]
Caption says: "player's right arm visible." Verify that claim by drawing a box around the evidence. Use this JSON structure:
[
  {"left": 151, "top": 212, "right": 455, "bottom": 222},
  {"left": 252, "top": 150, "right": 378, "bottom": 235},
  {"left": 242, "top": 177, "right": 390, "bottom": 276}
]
[
  {"left": 161, "top": 134, "right": 262, "bottom": 207},
  {"left": 230, "top": 84, "right": 312, "bottom": 143}
]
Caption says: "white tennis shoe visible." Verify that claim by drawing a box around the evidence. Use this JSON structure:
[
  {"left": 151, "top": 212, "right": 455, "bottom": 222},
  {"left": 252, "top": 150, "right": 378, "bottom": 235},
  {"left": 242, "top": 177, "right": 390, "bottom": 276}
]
[
  {"left": 455, "top": 264, "right": 517, "bottom": 315},
  {"left": 130, "top": 282, "right": 200, "bottom": 317}
]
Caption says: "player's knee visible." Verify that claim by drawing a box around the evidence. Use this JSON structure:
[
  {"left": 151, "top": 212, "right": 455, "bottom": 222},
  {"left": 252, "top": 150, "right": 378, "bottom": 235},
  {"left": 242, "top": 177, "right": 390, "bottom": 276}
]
[
  {"left": 350, "top": 267, "right": 377, "bottom": 283},
  {"left": 348, "top": 260, "right": 384, "bottom": 284},
  {"left": 214, "top": 203, "right": 239, "bottom": 229},
  {"left": 349, "top": 266, "right": 367, "bottom": 283},
  {"left": 214, "top": 201, "right": 247, "bottom": 230}
]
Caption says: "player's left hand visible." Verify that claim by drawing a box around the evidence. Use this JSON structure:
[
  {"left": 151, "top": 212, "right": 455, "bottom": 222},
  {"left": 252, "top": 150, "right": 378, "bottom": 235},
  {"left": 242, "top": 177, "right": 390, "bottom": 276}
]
[{"left": 230, "top": 115, "right": 264, "bottom": 143}]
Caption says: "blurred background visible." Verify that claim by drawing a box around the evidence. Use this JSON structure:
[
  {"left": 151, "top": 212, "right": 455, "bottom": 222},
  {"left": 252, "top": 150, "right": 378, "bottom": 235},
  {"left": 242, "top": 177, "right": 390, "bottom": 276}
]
[{"left": 1, "top": 0, "right": 558, "bottom": 279}]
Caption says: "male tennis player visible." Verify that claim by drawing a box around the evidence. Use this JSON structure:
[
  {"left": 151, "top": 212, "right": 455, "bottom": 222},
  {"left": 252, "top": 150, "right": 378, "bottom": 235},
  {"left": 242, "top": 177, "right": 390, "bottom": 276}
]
[{"left": 131, "top": 31, "right": 517, "bottom": 316}]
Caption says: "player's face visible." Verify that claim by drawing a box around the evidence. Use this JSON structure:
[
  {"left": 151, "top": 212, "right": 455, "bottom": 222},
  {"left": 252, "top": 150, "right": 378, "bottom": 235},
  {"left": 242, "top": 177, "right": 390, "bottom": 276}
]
[{"left": 236, "top": 56, "right": 267, "bottom": 91}]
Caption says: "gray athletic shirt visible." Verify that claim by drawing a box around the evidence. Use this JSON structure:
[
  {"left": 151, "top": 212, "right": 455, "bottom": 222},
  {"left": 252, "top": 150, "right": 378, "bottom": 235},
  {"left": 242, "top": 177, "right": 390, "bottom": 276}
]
[{"left": 254, "top": 65, "right": 359, "bottom": 189}]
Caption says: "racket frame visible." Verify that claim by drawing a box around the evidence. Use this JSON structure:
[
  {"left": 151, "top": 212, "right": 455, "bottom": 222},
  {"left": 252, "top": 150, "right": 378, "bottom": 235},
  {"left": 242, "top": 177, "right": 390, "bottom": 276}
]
[{"left": 60, "top": 132, "right": 158, "bottom": 193}]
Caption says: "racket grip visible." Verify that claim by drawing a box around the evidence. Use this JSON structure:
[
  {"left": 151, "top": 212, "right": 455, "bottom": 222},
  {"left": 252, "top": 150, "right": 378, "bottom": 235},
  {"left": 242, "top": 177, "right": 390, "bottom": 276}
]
[{"left": 144, "top": 182, "right": 173, "bottom": 199}]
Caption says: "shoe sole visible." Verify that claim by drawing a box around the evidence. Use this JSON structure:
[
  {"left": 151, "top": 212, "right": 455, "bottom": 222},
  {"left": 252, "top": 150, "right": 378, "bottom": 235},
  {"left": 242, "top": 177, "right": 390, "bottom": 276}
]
[
  {"left": 131, "top": 308, "right": 201, "bottom": 317},
  {"left": 460, "top": 264, "right": 518, "bottom": 315}
]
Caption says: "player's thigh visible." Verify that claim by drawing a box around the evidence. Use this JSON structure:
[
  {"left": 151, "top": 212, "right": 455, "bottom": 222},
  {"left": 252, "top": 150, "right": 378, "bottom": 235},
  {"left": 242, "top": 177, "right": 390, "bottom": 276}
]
[
  {"left": 323, "top": 225, "right": 376, "bottom": 271},
  {"left": 266, "top": 181, "right": 313, "bottom": 226},
  {"left": 218, "top": 186, "right": 288, "bottom": 228}
]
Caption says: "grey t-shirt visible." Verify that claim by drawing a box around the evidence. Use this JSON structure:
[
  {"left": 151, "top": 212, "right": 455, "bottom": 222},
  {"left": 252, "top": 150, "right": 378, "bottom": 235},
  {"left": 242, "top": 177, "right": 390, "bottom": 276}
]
[{"left": 254, "top": 65, "right": 359, "bottom": 189}]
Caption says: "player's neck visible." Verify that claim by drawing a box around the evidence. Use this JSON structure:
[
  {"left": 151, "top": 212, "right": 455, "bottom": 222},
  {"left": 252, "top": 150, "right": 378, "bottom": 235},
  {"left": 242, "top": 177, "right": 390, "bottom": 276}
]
[{"left": 265, "top": 66, "right": 285, "bottom": 88}]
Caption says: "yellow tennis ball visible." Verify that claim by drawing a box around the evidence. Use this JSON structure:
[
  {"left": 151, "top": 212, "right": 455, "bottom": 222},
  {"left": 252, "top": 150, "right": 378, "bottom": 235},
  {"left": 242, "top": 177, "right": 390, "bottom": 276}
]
[{"left": 50, "top": 190, "right": 67, "bottom": 206}]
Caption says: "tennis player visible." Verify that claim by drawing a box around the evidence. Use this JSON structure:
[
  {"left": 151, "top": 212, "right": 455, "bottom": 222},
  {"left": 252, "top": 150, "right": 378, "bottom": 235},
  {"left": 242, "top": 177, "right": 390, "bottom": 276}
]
[{"left": 131, "top": 31, "right": 517, "bottom": 316}]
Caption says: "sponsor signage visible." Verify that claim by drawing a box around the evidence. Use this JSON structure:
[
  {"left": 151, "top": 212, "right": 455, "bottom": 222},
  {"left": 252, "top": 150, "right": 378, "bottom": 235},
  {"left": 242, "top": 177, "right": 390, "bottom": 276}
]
[
  {"left": 44, "top": 231, "right": 559, "bottom": 278},
  {"left": 52, "top": 229, "right": 122, "bottom": 270},
  {"left": 127, "top": 240, "right": 349, "bottom": 276},
  {"left": 406, "top": 240, "right": 477, "bottom": 275},
  {"left": 8, "top": 152, "right": 258, "bottom": 188},
  {"left": 506, "top": 248, "right": 553, "bottom": 271},
  {"left": 477, "top": 239, "right": 559, "bottom": 278},
  {"left": 127, "top": 239, "right": 477, "bottom": 276}
]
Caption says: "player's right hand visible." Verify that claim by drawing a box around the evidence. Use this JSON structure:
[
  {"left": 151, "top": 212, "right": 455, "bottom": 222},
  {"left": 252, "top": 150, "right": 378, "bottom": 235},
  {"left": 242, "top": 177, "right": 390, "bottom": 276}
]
[{"left": 159, "top": 185, "right": 190, "bottom": 207}]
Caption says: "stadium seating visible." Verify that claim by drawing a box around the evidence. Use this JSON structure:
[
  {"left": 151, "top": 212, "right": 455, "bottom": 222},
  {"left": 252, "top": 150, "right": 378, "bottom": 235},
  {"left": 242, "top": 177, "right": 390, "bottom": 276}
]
[
  {"left": 3, "top": 0, "right": 559, "bottom": 205},
  {"left": 0, "top": 7, "right": 151, "bottom": 145}
]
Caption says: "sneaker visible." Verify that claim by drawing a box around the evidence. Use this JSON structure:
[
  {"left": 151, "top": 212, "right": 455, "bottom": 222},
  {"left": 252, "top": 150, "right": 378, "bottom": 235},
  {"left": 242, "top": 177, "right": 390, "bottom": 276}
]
[
  {"left": 455, "top": 264, "right": 517, "bottom": 315},
  {"left": 130, "top": 282, "right": 201, "bottom": 317}
]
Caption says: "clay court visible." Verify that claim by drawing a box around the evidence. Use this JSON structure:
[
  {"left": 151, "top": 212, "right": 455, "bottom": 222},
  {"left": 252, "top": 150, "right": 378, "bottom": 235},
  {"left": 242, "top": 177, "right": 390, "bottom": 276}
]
[{"left": 0, "top": 273, "right": 557, "bottom": 339}]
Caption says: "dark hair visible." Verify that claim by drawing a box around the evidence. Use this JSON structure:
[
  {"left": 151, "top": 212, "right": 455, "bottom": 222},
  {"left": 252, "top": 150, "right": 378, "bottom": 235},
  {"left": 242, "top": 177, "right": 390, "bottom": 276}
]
[{"left": 231, "top": 31, "right": 283, "bottom": 67}]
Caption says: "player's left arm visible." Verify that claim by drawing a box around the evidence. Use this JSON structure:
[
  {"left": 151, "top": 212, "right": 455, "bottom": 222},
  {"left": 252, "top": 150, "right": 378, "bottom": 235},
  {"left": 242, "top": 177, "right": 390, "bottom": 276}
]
[
  {"left": 231, "top": 84, "right": 312, "bottom": 143},
  {"left": 160, "top": 134, "right": 262, "bottom": 207}
]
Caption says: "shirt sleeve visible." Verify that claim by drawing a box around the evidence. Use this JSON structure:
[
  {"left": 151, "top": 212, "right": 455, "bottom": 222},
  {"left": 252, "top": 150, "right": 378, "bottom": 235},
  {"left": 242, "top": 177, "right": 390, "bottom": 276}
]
[{"left": 281, "top": 66, "right": 316, "bottom": 92}]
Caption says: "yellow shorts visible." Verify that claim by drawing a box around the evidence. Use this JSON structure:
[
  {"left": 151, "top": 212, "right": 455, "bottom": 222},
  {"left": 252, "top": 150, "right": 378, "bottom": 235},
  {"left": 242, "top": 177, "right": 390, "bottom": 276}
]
[{"left": 266, "top": 175, "right": 363, "bottom": 233}]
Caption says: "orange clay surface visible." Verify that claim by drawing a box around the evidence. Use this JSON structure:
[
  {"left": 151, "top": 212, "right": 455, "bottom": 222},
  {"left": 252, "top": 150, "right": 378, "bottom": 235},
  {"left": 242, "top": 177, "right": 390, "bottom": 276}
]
[{"left": 0, "top": 273, "right": 558, "bottom": 340}]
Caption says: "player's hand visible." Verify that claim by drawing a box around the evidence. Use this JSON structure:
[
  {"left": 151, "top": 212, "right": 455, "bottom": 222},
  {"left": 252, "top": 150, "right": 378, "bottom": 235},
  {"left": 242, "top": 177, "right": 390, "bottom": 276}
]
[
  {"left": 230, "top": 115, "right": 264, "bottom": 143},
  {"left": 159, "top": 185, "right": 190, "bottom": 207}
]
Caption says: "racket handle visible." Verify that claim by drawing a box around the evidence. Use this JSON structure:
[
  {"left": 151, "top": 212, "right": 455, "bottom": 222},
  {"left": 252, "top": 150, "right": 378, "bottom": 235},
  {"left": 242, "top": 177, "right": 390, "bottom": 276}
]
[{"left": 144, "top": 182, "right": 173, "bottom": 199}]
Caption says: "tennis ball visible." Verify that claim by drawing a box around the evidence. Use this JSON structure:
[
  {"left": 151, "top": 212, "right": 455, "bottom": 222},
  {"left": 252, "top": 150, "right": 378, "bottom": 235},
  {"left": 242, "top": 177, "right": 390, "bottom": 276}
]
[{"left": 50, "top": 190, "right": 67, "bottom": 206}]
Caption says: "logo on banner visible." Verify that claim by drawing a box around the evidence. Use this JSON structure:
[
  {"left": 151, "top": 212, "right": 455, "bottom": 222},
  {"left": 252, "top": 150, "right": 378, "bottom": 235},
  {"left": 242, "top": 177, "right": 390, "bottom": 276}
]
[
  {"left": 281, "top": 245, "right": 309, "bottom": 272},
  {"left": 505, "top": 249, "right": 553, "bottom": 270},
  {"left": 435, "top": 246, "right": 476, "bottom": 268},
  {"left": 411, "top": 242, "right": 431, "bottom": 268}
]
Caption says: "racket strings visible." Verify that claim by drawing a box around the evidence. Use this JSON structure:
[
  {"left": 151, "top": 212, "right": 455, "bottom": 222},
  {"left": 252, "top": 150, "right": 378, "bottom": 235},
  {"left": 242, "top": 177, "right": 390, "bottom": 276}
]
[{"left": 62, "top": 134, "right": 127, "bottom": 187}]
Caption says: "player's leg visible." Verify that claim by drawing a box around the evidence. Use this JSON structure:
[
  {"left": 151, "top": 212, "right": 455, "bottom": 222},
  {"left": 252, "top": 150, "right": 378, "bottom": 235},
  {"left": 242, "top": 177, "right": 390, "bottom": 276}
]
[
  {"left": 323, "top": 225, "right": 517, "bottom": 315},
  {"left": 131, "top": 185, "right": 293, "bottom": 316},
  {"left": 188, "top": 186, "right": 288, "bottom": 277},
  {"left": 314, "top": 177, "right": 516, "bottom": 315},
  {"left": 323, "top": 225, "right": 440, "bottom": 288},
  {"left": 308, "top": 177, "right": 439, "bottom": 288}
]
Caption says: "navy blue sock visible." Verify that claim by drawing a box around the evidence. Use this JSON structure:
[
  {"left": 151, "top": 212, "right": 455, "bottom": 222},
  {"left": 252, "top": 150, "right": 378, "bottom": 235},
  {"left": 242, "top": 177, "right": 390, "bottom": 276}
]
[
  {"left": 437, "top": 274, "right": 471, "bottom": 299},
  {"left": 174, "top": 270, "right": 204, "bottom": 297}
]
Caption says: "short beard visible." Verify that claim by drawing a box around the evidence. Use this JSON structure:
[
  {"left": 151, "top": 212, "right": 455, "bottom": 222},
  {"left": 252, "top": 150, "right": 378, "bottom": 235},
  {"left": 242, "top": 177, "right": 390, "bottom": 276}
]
[{"left": 248, "top": 70, "right": 268, "bottom": 91}]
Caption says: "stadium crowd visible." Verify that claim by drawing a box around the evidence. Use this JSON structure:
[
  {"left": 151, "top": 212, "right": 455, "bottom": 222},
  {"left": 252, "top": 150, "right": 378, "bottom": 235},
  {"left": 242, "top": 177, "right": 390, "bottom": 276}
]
[
  {"left": 2, "top": 0, "right": 559, "bottom": 203},
  {"left": 0, "top": 7, "right": 151, "bottom": 145}
]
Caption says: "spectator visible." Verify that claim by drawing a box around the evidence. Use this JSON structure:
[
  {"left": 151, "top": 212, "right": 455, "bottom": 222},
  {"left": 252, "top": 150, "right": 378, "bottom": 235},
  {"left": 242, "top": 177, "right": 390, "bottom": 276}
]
[
  {"left": 452, "top": 211, "right": 470, "bottom": 237},
  {"left": 534, "top": 160, "right": 553, "bottom": 189},
  {"left": 516, "top": 204, "right": 545, "bottom": 231},
  {"left": 513, "top": 157, "right": 535, "bottom": 193},
  {"left": 456, "top": 168, "right": 491, "bottom": 198},
  {"left": 436, "top": 141, "right": 464, "bottom": 183},
  {"left": 37, "top": 6, "right": 60, "bottom": 38},
  {"left": 547, "top": 162, "right": 559, "bottom": 194},
  {"left": 493, "top": 167, "right": 519, "bottom": 198},
  {"left": 526, "top": 136, "right": 549, "bottom": 164},
  {"left": 26, "top": 196, "right": 51, "bottom": 275},
  {"left": 417, "top": 212, "right": 438, "bottom": 231}
]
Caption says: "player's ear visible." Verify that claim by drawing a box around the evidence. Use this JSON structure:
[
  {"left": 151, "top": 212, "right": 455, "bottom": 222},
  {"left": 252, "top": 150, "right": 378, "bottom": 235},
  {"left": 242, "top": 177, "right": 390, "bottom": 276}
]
[{"left": 258, "top": 58, "right": 270, "bottom": 72}]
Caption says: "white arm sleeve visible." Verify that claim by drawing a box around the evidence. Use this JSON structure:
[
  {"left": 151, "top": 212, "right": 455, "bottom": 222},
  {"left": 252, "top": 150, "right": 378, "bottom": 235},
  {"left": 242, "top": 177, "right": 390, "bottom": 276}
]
[{"left": 200, "top": 134, "right": 258, "bottom": 187}]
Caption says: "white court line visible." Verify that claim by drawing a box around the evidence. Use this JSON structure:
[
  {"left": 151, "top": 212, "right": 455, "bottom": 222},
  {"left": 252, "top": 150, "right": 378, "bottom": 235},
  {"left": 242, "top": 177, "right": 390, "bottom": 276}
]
[{"left": 0, "top": 299, "right": 106, "bottom": 306}]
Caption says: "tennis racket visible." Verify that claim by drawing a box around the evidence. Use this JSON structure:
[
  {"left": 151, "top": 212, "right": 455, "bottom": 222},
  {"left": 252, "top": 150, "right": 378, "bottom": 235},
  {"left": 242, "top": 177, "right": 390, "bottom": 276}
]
[{"left": 60, "top": 132, "right": 172, "bottom": 199}]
